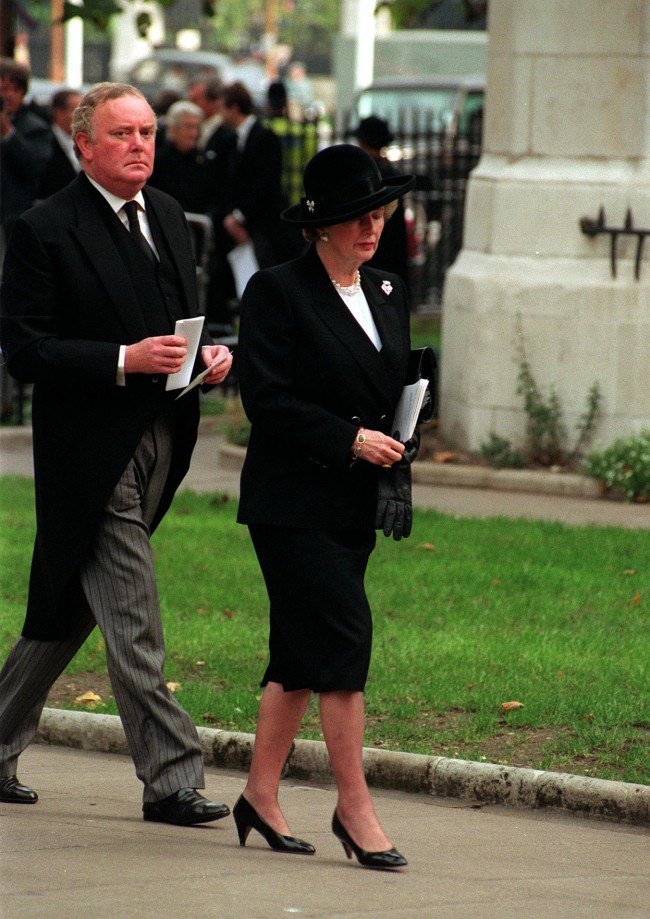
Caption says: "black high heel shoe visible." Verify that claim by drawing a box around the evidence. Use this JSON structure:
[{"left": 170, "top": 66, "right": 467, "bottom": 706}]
[
  {"left": 233, "top": 795, "right": 315, "bottom": 855},
  {"left": 332, "top": 811, "right": 407, "bottom": 870}
]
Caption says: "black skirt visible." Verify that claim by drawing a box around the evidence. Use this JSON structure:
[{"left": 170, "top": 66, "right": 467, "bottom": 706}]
[{"left": 249, "top": 525, "right": 377, "bottom": 693}]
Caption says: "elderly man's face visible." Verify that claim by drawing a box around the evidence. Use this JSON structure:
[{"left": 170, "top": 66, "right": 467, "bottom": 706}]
[{"left": 76, "top": 94, "right": 157, "bottom": 199}]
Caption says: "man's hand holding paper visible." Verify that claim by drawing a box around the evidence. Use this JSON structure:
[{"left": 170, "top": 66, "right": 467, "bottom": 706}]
[{"left": 199, "top": 344, "right": 233, "bottom": 385}]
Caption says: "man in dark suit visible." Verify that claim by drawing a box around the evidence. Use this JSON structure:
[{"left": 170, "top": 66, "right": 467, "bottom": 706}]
[
  {"left": 0, "top": 82, "right": 233, "bottom": 825},
  {"left": 213, "top": 80, "right": 303, "bottom": 276},
  {"left": 0, "top": 59, "right": 52, "bottom": 244},
  {"left": 37, "top": 88, "right": 82, "bottom": 198},
  {"left": 0, "top": 59, "right": 53, "bottom": 424}
]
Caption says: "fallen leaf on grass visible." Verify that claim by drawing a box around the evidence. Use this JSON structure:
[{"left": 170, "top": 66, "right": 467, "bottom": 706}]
[
  {"left": 501, "top": 700, "right": 525, "bottom": 712},
  {"left": 73, "top": 690, "right": 102, "bottom": 707},
  {"left": 632, "top": 592, "right": 642, "bottom": 606},
  {"left": 166, "top": 682, "right": 181, "bottom": 693},
  {"left": 418, "top": 543, "right": 436, "bottom": 551}
]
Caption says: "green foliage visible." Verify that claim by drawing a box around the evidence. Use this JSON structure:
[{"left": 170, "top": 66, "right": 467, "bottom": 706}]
[
  {"left": 480, "top": 433, "right": 524, "bottom": 469},
  {"left": 513, "top": 323, "right": 602, "bottom": 467},
  {"left": 516, "top": 352, "right": 567, "bottom": 466},
  {"left": 221, "top": 400, "right": 251, "bottom": 446},
  {"left": 584, "top": 431, "right": 650, "bottom": 502},
  {"left": 60, "top": 0, "right": 176, "bottom": 31},
  {"left": 377, "top": 0, "right": 437, "bottom": 29},
  {"left": 23, "top": 0, "right": 339, "bottom": 59},
  {"left": 2, "top": 477, "right": 648, "bottom": 783},
  {"left": 208, "top": 0, "right": 339, "bottom": 61}
]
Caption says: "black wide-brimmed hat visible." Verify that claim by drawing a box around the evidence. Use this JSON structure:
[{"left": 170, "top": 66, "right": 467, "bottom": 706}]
[
  {"left": 354, "top": 115, "right": 394, "bottom": 150},
  {"left": 281, "top": 143, "right": 414, "bottom": 228}
]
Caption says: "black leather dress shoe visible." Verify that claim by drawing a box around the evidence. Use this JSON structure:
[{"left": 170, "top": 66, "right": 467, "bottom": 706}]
[
  {"left": 142, "top": 788, "right": 230, "bottom": 826},
  {"left": 0, "top": 775, "right": 39, "bottom": 804}
]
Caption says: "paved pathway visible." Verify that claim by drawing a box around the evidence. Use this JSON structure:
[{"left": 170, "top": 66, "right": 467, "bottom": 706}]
[
  {"left": 1, "top": 744, "right": 648, "bottom": 919},
  {"left": 1, "top": 423, "right": 649, "bottom": 918}
]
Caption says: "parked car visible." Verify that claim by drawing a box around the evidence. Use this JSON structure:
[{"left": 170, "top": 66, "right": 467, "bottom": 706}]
[
  {"left": 351, "top": 74, "right": 485, "bottom": 142},
  {"left": 348, "top": 76, "right": 485, "bottom": 311},
  {"left": 126, "top": 49, "right": 267, "bottom": 106}
]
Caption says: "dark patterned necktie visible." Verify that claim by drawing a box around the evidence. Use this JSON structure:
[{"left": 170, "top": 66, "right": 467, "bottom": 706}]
[{"left": 123, "top": 200, "right": 157, "bottom": 264}]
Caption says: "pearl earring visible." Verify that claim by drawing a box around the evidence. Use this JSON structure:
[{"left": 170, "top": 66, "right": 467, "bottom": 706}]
[{"left": 320, "top": 232, "right": 329, "bottom": 243}]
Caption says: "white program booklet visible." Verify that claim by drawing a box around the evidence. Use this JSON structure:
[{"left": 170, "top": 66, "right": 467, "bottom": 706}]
[
  {"left": 227, "top": 241, "right": 259, "bottom": 298},
  {"left": 165, "top": 316, "right": 205, "bottom": 391},
  {"left": 391, "top": 378, "right": 429, "bottom": 442},
  {"left": 175, "top": 350, "right": 232, "bottom": 399}
]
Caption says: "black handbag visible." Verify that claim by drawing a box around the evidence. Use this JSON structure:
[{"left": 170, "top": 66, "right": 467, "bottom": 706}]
[{"left": 406, "top": 346, "right": 438, "bottom": 425}]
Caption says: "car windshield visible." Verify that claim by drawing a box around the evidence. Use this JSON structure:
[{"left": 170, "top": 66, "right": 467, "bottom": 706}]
[{"left": 356, "top": 87, "right": 460, "bottom": 130}]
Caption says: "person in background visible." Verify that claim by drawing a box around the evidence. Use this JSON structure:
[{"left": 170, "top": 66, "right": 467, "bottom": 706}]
[
  {"left": 216, "top": 80, "right": 300, "bottom": 268},
  {"left": 0, "top": 82, "right": 233, "bottom": 825},
  {"left": 233, "top": 144, "right": 416, "bottom": 869},
  {"left": 37, "top": 88, "right": 82, "bottom": 199},
  {"left": 148, "top": 99, "right": 211, "bottom": 279},
  {"left": 208, "top": 81, "right": 302, "bottom": 327},
  {"left": 264, "top": 79, "right": 317, "bottom": 208},
  {"left": 149, "top": 99, "right": 208, "bottom": 216},
  {"left": 187, "top": 77, "right": 230, "bottom": 154},
  {"left": 151, "top": 89, "right": 183, "bottom": 149},
  {"left": 0, "top": 58, "right": 52, "bottom": 423},
  {"left": 354, "top": 116, "right": 411, "bottom": 295},
  {"left": 186, "top": 78, "right": 237, "bottom": 332},
  {"left": 0, "top": 58, "right": 52, "bottom": 244},
  {"left": 285, "top": 61, "right": 313, "bottom": 122}
]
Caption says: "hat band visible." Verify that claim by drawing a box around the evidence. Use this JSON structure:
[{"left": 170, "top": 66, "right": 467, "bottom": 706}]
[{"left": 302, "top": 174, "right": 383, "bottom": 218}]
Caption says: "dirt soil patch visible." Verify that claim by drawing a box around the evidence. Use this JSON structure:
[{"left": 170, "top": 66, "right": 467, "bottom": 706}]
[{"left": 46, "top": 672, "right": 626, "bottom": 781}]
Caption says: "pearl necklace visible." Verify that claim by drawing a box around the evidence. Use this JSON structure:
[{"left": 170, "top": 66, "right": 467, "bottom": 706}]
[{"left": 330, "top": 271, "right": 361, "bottom": 297}]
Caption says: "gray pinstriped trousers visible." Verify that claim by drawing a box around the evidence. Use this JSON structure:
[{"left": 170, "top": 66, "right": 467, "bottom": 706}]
[{"left": 0, "top": 411, "right": 205, "bottom": 802}]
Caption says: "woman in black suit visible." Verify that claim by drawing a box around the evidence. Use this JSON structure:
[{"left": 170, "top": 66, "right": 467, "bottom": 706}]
[{"left": 234, "top": 145, "right": 415, "bottom": 869}]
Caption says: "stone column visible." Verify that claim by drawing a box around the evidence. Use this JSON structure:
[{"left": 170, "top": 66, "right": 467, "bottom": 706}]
[{"left": 440, "top": 0, "right": 650, "bottom": 452}]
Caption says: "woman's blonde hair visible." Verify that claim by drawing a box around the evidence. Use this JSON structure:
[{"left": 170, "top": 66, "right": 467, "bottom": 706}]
[{"left": 303, "top": 199, "right": 399, "bottom": 243}]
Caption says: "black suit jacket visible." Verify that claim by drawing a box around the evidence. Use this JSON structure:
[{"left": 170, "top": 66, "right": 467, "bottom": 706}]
[
  {"left": 213, "top": 119, "right": 302, "bottom": 266},
  {"left": 237, "top": 245, "right": 411, "bottom": 529},
  {"left": 37, "top": 136, "right": 79, "bottom": 198},
  {"left": 0, "top": 173, "right": 210, "bottom": 639},
  {"left": 0, "top": 104, "right": 52, "bottom": 236}
]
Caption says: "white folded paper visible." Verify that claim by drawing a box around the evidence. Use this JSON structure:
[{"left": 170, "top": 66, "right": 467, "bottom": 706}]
[
  {"left": 391, "top": 378, "right": 429, "bottom": 442},
  {"left": 165, "top": 316, "right": 205, "bottom": 390},
  {"left": 227, "top": 241, "right": 259, "bottom": 299},
  {"left": 175, "top": 350, "right": 232, "bottom": 399}
]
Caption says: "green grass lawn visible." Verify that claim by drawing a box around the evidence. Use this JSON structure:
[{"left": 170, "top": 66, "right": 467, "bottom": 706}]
[{"left": 0, "top": 476, "right": 647, "bottom": 785}]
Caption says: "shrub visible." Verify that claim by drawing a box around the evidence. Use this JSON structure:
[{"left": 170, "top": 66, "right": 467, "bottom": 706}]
[
  {"left": 584, "top": 431, "right": 650, "bottom": 502},
  {"left": 480, "top": 433, "right": 525, "bottom": 469},
  {"left": 513, "top": 319, "right": 602, "bottom": 468}
]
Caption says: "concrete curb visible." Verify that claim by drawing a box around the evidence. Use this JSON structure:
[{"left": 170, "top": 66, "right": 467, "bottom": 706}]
[
  {"left": 0, "top": 425, "right": 606, "bottom": 498},
  {"left": 218, "top": 441, "right": 602, "bottom": 498},
  {"left": 35, "top": 708, "right": 649, "bottom": 826}
]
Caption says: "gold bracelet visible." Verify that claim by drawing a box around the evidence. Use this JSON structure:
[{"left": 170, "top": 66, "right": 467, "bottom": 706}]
[{"left": 351, "top": 427, "right": 366, "bottom": 463}]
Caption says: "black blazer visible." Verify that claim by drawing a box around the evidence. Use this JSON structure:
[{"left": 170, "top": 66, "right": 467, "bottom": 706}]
[
  {"left": 237, "top": 245, "right": 411, "bottom": 529},
  {"left": 213, "top": 119, "right": 302, "bottom": 266},
  {"left": 37, "top": 138, "right": 79, "bottom": 199},
  {"left": 0, "top": 173, "right": 210, "bottom": 639}
]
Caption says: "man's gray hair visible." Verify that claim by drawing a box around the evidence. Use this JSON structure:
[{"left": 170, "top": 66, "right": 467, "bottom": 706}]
[{"left": 71, "top": 82, "right": 155, "bottom": 159}]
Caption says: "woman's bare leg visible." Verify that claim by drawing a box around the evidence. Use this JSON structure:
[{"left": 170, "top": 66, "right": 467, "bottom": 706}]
[
  {"left": 319, "top": 690, "right": 392, "bottom": 852},
  {"left": 242, "top": 681, "right": 310, "bottom": 834}
]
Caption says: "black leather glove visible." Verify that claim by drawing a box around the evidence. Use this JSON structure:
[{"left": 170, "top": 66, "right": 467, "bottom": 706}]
[{"left": 375, "top": 432, "right": 419, "bottom": 541}]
